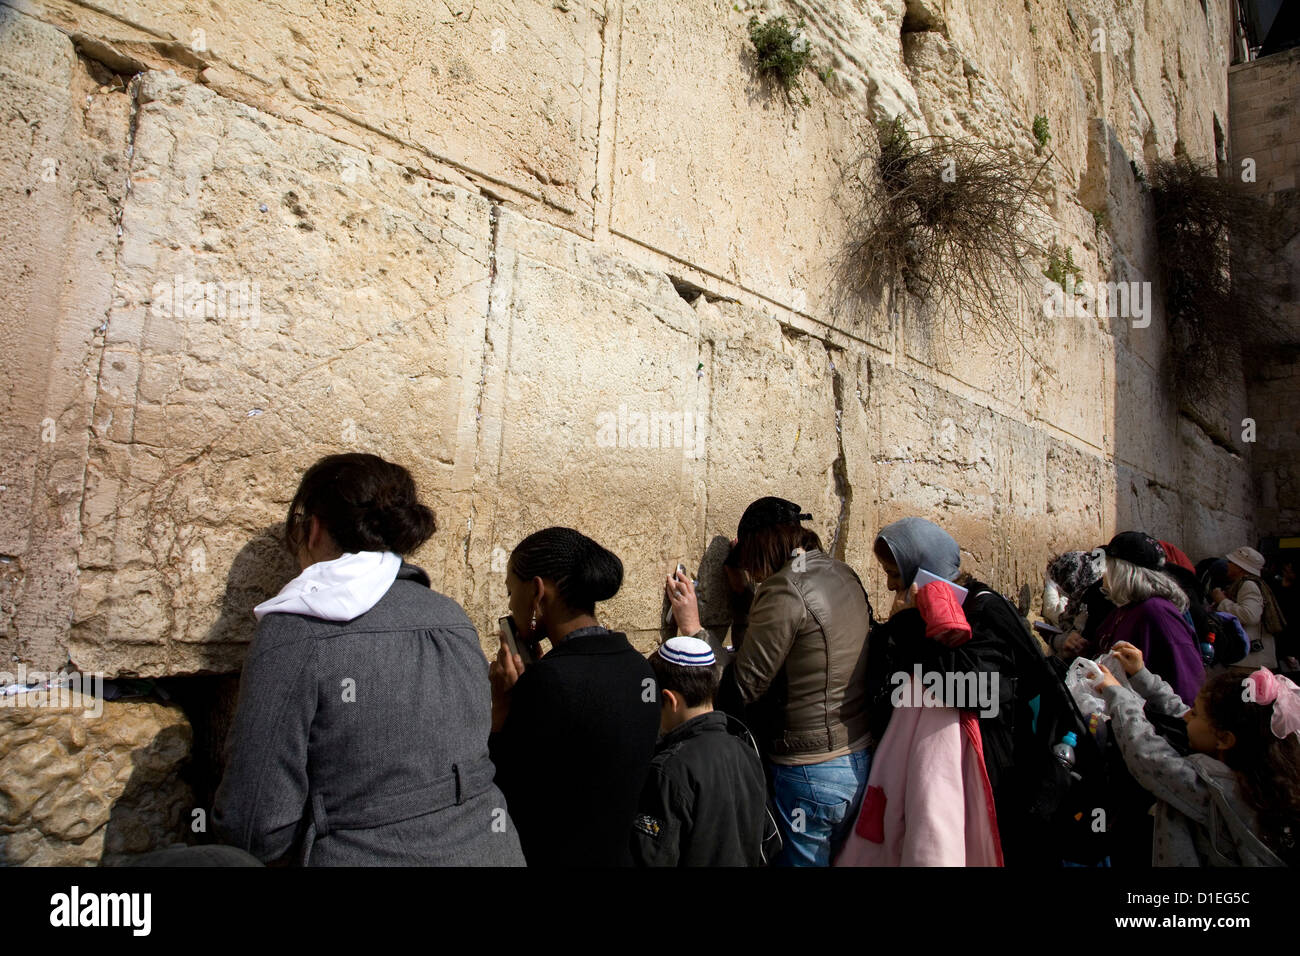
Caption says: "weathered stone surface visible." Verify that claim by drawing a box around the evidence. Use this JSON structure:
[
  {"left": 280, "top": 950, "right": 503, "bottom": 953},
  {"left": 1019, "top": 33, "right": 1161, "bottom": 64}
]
[
  {"left": 0, "top": 691, "right": 192, "bottom": 866},
  {"left": 1247, "top": 348, "right": 1300, "bottom": 539},
  {"left": 1231, "top": 48, "right": 1300, "bottom": 542},
  {"left": 456, "top": 205, "right": 709, "bottom": 652},
  {"left": 610, "top": 0, "right": 890, "bottom": 347},
  {"left": 0, "top": 11, "right": 130, "bottom": 672},
  {"left": 0, "top": 0, "right": 1275, "bottom": 863},
  {"left": 69, "top": 71, "right": 495, "bottom": 676},
  {"left": 0, "top": 0, "right": 1263, "bottom": 668},
  {"left": 19, "top": 0, "right": 605, "bottom": 231}
]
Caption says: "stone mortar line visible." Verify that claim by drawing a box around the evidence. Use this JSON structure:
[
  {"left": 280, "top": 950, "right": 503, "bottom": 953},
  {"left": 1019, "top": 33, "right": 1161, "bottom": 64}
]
[
  {"left": 1179, "top": 407, "right": 1246, "bottom": 457},
  {"left": 467, "top": 203, "right": 508, "bottom": 600}
]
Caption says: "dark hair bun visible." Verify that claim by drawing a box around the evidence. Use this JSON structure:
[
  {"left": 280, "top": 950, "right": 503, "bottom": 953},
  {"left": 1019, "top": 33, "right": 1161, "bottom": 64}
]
[
  {"left": 365, "top": 500, "right": 436, "bottom": 555},
  {"left": 286, "top": 454, "right": 436, "bottom": 556},
  {"left": 509, "top": 527, "right": 623, "bottom": 614},
  {"left": 567, "top": 537, "right": 623, "bottom": 607}
]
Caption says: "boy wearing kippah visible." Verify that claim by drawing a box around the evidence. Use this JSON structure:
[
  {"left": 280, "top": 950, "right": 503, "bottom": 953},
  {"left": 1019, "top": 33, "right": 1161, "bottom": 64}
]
[{"left": 630, "top": 637, "right": 771, "bottom": 866}]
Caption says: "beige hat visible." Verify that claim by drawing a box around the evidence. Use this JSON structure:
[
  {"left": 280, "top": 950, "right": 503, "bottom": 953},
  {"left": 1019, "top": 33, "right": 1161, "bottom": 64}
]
[{"left": 1226, "top": 546, "right": 1265, "bottom": 577}]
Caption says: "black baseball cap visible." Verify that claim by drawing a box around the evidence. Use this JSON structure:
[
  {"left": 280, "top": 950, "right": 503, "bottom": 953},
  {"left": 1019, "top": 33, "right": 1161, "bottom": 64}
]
[
  {"left": 737, "top": 497, "right": 812, "bottom": 538},
  {"left": 1101, "top": 531, "right": 1165, "bottom": 571}
]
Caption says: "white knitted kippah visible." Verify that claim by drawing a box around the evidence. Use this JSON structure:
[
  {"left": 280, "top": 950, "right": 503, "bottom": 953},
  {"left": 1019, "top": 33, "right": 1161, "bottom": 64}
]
[{"left": 658, "top": 636, "right": 716, "bottom": 667}]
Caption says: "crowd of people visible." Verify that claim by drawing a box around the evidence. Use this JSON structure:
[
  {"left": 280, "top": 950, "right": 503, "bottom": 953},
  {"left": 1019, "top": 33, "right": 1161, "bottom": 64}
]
[{"left": 200, "top": 452, "right": 1300, "bottom": 867}]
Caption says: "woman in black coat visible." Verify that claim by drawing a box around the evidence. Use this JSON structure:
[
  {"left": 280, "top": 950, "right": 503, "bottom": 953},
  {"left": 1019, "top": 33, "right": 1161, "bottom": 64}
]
[{"left": 489, "top": 527, "right": 660, "bottom": 866}]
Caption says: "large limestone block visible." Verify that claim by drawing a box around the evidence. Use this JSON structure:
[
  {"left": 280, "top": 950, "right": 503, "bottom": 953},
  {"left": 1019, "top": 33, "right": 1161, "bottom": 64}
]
[
  {"left": 455, "top": 206, "right": 708, "bottom": 651},
  {"left": 1114, "top": 461, "right": 1184, "bottom": 545},
  {"left": 0, "top": 11, "right": 131, "bottom": 670},
  {"left": 1112, "top": 345, "right": 1179, "bottom": 481},
  {"left": 71, "top": 72, "right": 496, "bottom": 676},
  {"left": 610, "top": 0, "right": 889, "bottom": 347},
  {"left": 0, "top": 691, "right": 192, "bottom": 866},
  {"left": 1043, "top": 439, "right": 1109, "bottom": 550},
  {"left": 1178, "top": 496, "right": 1253, "bottom": 565},
  {"left": 863, "top": 359, "right": 997, "bottom": 571},
  {"left": 1022, "top": 272, "right": 1113, "bottom": 452},
  {"left": 700, "top": 302, "right": 847, "bottom": 551},
  {"left": 1176, "top": 416, "right": 1253, "bottom": 523},
  {"left": 22, "top": 0, "right": 604, "bottom": 229}
]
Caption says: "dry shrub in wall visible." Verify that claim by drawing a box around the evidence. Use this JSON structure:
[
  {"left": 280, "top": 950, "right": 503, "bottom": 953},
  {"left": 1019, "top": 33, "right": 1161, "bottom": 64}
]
[
  {"left": 1148, "top": 155, "right": 1272, "bottom": 407},
  {"left": 843, "top": 117, "right": 1051, "bottom": 347}
]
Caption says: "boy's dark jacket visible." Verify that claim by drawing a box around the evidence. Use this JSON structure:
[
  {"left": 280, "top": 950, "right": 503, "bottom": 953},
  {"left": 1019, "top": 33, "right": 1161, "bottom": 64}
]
[{"left": 630, "top": 710, "right": 768, "bottom": 866}]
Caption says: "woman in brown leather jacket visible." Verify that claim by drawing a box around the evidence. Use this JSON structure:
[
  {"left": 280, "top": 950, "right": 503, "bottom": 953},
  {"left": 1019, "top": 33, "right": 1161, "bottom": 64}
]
[{"left": 667, "top": 497, "right": 873, "bottom": 866}]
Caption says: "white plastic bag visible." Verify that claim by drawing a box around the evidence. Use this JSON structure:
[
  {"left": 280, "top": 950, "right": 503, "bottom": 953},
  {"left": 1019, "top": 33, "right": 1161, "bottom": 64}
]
[
  {"left": 1096, "top": 651, "right": 1132, "bottom": 690},
  {"left": 1065, "top": 657, "right": 1110, "bottom": 721}
]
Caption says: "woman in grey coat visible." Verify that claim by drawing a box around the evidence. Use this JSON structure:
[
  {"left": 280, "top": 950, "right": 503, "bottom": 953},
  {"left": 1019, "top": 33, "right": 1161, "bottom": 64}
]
[{"left": 212, "top": 453, "right": 525, "bottom": 866}]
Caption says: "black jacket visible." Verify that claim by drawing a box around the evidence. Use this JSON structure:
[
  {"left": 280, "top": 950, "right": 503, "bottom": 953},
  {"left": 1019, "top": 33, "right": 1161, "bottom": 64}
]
[
  {"left": 489, "top": 626, "right": 659, "bottom": 866},
  {"left": 629, "top": 711, "right": 768, "bottom": 867}
]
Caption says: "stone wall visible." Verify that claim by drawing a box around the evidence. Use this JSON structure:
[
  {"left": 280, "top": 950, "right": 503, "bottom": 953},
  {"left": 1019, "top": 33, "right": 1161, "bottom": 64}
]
[
  {"left": 1229, "top": 45, "right": 1300, "bottom": 541},
  {"left": 1247, "top": 348, "right": 1300, "bottom": 538},
  {"left": 2, "top": 0, "right": 1254, "bottom": 682},
  {"left": 0, "top": 692, "right": 192, "bottom": 865}
]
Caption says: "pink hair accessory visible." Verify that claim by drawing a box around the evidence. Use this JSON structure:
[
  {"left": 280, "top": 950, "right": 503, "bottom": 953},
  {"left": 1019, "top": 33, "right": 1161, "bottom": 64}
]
[{"left": 1247, "top": 669, "right": 1300, "bottom": 740}]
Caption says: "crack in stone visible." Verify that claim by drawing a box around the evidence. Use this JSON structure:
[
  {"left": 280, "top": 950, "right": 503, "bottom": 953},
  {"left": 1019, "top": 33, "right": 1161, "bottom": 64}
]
[
  {"left": 463, "top": 202, "right": 504, "bottom": 589},
  {"left": 825, "top": 343, "right": 852, "bottom": 561}
]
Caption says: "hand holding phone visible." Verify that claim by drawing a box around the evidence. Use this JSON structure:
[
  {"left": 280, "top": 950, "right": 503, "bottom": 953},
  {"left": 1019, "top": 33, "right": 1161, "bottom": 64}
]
[
  {"left": 490, "top": 617, "right": 529, "bottom": 733},
  {"left": 499, "top": 615, "right": 536, "bottom": 667}
]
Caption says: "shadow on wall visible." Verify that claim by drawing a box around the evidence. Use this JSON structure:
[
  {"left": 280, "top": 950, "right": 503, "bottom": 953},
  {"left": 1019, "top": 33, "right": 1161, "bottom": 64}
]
[
  {"left": 157, "top": 526, "right": 298, "bottom": 841},
  {"left": 660, "top": 534, "right": 743, "bottom": 644},
  {"left": 99, "top": 722, "right": 193, "bottom": 865},
  {"left": 201, "top": 525, "right": 298, "bottom": 653}
]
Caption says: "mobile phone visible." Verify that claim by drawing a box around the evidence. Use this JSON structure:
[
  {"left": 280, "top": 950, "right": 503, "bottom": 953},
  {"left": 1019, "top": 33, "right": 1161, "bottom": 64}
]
[
  {"left": 914, "top": 568, "right": 968, "bottom": 603},
  {"left": 499, "top": 615, "right": 536, "bottom": 667}
]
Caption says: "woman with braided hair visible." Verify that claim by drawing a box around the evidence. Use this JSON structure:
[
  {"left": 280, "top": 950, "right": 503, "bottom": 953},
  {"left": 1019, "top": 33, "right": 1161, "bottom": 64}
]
[
  {"left": 489, "top": 527, "right": 660, "bottom": 866},
  {"left": 213, "top": 453, "right": 525, "bottom": 865}
]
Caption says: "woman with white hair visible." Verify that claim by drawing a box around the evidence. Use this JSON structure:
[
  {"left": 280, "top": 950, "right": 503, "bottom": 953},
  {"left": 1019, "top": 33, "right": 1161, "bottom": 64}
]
[{"left": 1094, "top": 531, "right": 1205, "bottom": 706}]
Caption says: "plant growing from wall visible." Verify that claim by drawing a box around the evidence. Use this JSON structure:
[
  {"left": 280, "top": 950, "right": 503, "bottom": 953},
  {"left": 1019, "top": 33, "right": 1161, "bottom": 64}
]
[
  {"left": 1149, "top": 155, "right": 1271, "bottom": 404},
  {"left": 843, "top": 117, "right": 1050, "bottom": 344},
  {"left": 748, "top": 14, "right": 813, "bottom": 104},
  {"left": 1032, "top": 115, "right": 1050, "bottom": 151},
  {"left": 1043, "top": 242, "right": 1082, "bottom": 287}
]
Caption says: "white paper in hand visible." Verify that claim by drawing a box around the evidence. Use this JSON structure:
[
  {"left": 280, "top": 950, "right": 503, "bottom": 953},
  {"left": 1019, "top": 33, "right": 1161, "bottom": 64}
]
[{"left": 914, "top": 567, "right": 968, "bottom": 603}]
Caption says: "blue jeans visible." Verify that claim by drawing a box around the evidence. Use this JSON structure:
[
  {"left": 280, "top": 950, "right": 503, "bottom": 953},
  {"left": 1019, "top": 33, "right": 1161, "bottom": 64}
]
[{"left": 769, "top": 749, "right": 871, "bottom": 867}]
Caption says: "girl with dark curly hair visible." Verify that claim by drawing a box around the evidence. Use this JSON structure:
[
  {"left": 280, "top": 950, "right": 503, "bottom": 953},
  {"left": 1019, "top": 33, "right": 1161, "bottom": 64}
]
[{"left": 1096, "top": 640, "right": 1300, "bottom": 866}]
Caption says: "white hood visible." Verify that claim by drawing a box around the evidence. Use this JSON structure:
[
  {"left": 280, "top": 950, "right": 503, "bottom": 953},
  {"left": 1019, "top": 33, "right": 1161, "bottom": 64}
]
[{"left": 253, "top": 551, "right": 402, "bottom": 622}]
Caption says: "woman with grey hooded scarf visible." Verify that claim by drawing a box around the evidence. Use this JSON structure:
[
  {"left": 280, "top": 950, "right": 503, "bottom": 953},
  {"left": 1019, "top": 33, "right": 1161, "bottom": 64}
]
[{"left": 864, "top": 517, "right": 1084, "bottom": 865}]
